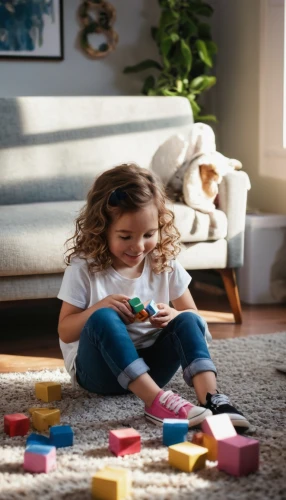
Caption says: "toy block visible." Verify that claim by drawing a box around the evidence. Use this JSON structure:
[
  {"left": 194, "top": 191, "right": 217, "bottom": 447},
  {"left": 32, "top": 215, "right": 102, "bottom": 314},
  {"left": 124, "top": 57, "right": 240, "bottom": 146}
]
[
  {"left": 24, "top": 444, "right": 56, "bottom": 473},
  {"left": 218, "top": 435, "right": 259, "bottom": 476},
  {"left": 109, "top": 428, "right": 141, "bottom": 457},
  {"left": 201, "top": 414, "right": 237, "bottom": 440},
  {"left": 26, "top": 433, "right": 51, "bottom": 446},
  {"left": 191, "top": 431, "right": 204, "bottom": 446},
  {"left": 135, "top": 309, "right": 149, "bottom": 322},
  {"left": 163, "top": 419, "right": 188, "bottom": 446},
  {"left": 32, "top": 409, "right": 60, "bottom": 431},
  {"left": 92, "top": 466, "right": 131, "bottom": 500},
  {"left": 4, "top": 413, "right": 30, "bottom": 437},
  {"left": 28, "top": 407, "right": 56, "bottom": 415},
  {"left": 35, "top": 382, "right": 61, "bottom": 402},
  {"left": 128, "top": 297, "right": 144, "bottom": 313},
  {"left": 145, "top": 300, "right": 159, "bottom": 316},
  {"left": 201, "top": 433, "right": 218, "bottom": 461},
  {"left": 50, "top": 425, "right": 74, "bottom": 448},
  {"left": 168, "top": 442, "right": 208, "bottom": 472}
]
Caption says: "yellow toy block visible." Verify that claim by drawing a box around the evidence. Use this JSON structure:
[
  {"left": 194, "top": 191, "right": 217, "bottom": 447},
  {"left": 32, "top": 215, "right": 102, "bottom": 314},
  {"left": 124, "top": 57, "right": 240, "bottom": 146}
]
[
  {"left": 32, "top": 409, "right": 60, "bottom": 431},
  {"left": 168, "top": 442, "right": 208, "bottom": 472},
  {"left": 35, "top": 382, "right": 61, "bottom": 402},
  {"left": 92, "top": 466, "right": 131, "bottom": 500}
]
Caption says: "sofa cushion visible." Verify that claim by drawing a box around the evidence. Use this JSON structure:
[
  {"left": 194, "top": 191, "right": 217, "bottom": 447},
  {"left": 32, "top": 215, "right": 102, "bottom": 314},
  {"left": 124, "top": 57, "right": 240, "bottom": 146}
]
[
  {"left": 0, "top": 200, "right": 227, "bottom": 277},
  {"left": 0, "top": 201, "right": 83, "bottom": 276}
]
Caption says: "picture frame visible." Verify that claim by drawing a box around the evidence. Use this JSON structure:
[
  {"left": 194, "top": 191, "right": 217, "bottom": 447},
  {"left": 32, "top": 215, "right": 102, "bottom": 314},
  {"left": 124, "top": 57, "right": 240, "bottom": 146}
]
[{"left": 0, "top": 0, "right": 64, "bottom": 61}]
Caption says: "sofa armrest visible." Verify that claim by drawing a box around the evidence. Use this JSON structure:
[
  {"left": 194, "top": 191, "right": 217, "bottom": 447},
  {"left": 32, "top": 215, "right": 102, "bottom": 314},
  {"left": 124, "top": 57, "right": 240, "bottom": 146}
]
[{"left": 218, "top": 170, "right": 251, "bottom": 268}]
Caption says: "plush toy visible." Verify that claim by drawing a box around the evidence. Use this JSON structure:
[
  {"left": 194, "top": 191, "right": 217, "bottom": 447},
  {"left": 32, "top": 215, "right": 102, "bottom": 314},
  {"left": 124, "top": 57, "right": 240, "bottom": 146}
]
[
  {"left": 151, "top": 123, "right": 243, "bottom": 215},
  {"left": 167, "top": 123, "right": 242, "bottom": 214}
]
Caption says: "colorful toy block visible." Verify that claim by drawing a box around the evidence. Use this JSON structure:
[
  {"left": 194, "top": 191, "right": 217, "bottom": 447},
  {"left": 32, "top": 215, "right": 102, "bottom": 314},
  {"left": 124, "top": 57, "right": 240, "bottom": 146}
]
[
  {"left": 4, "top": 413, "right": 30, "bottom": 437},
  {"left": 218, "top": 435, "right": 259, "bottom": 476},
  {"left": 191, "top": 431, "right": 204, "bottom": 446},
  {"left": 50, "top": 425, "right": 74, "bottom": 448},
  {"left": 31, "top": 408, "right": 60, "bottom": 431},
  {"left": 128, "top": 297, "right": 144, "bottom": 314},
  {"left": 135, "top": 309, "right": 149, "bottom": 322},
  {"left": 145, "top": 300, "right": 159, "bottom": 316},
  {"left": 109, "top": 428, "right": 141, "bottom": 457},
  {"left": 168, "top": 442, "right": 208, "bottom": 472},
  {"left": 201, "top": 414, "right": 237, "bottom": 462},
  {"left": 26, "top": 433, "right": 51, "bottom": 446},
  {"left": 163, "top": 418, "right": 189, "bottom": 446},
  {"left": 92, "top": 466, "right": 131, "bottom": 500},
  {"left": 24, "top": 444, "right": 56, "bottom": 473},
  {"left": 35, "top": 382, "right": 61, "bottom": 402}
]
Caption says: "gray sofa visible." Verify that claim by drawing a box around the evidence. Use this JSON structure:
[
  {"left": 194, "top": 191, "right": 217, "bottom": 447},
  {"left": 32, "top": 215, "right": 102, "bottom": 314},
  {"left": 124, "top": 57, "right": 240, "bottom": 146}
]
[{"left": 0, "top": 96, "right": 250, "bottom": 322}]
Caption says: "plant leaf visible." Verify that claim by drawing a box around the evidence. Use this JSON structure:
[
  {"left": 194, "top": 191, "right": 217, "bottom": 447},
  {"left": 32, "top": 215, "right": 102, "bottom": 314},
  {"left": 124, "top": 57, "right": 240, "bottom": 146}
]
[
  {"left": 142, "top": 75, "right": 156, "bottom": 94},
  {"left": 196, "top": 39, "right": 213, "bottom": 67},
  {"left": 123, "top": 59, "right": 162, "bottom": 74},
  {"left": 197, "top": 114, "right": 217, "bottom": 122},
  {"left": 190, "top": 75, "right": 216, "bottom": 91},
  {"left": 180, "top": 39, "right": 192, "bottom": 74}
]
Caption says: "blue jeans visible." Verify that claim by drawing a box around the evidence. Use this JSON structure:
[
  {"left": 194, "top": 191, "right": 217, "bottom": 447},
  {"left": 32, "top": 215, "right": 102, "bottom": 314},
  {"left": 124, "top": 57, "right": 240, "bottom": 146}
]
[{"left": 75, "top": 308, "right": 217, "bottom": 395}]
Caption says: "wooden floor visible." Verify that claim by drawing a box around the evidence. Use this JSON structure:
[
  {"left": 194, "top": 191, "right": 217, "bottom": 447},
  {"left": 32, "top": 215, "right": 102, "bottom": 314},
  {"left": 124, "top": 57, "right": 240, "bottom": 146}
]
[{"left": 1, "top": 284, "right": 286, "bottom": 373}]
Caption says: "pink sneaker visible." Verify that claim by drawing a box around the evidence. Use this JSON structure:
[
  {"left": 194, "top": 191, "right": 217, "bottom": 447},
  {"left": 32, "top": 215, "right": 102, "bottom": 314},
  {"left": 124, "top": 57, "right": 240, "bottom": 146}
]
[{"left": 144, "top": 390, "right": 212, "bottom": 427}]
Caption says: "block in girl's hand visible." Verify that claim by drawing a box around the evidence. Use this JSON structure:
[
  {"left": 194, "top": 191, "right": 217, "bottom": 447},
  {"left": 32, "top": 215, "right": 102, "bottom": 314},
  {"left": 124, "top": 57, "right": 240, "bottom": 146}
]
[
  {"left": 24, "top": 444, "right": 56, "bottom": 473},
  {"left": 145, "top": 299, "right": 159, "bottom": 316},
  {"left": 35, "top": 382, "right": 61, "bottom": 402},
  {"left": 128, "top": 297, "right": 144, "bottom": 314},
  {"left": 4, "top": 413, "right": 30, "bottom": 437},
  {"left": 109, "top": 428, "right": 141, "bottom": 456}
]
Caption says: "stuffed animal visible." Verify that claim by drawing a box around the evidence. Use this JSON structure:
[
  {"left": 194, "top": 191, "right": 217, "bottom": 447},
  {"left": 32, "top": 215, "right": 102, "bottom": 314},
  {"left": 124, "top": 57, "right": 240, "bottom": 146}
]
[{"left": 165, "top": 123, "right": 242, "bottom": 213}]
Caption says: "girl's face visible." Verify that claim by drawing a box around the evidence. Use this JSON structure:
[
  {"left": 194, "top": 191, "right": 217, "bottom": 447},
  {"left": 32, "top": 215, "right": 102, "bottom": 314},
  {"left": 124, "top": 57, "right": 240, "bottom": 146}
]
[{"left": 107, "top": 203, "right": 159, "bottom": 274}]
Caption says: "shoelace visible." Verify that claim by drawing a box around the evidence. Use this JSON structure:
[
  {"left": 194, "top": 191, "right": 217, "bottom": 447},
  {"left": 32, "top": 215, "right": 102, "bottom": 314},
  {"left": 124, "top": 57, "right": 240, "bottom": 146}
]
[
  {"left": 210, "top": 393, "right": 230, "bottom": 407},
  {"left": 159, "top": 390, "right": 191, "bottom": 414}
]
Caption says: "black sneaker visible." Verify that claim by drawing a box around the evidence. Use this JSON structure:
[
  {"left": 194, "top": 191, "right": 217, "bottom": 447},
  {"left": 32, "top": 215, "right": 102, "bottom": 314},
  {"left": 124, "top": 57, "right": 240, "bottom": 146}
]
[{"left": 202, "top": 392, "right": 250, "bottom": 431}]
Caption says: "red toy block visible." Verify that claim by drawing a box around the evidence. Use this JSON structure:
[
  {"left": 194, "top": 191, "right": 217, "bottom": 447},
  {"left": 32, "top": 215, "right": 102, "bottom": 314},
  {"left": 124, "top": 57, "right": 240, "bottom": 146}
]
[
  {"left": 109, "top": 428, "right": 141, "bottom": 457},
  {"left": 201, "top": 414, "right": 237, "bottom": 440},
  {"left": 218, "top": 434, "right": 259, "bottom": 476},
  {"left": 4, "top": 413, "right": 30, "bottom": 437}
]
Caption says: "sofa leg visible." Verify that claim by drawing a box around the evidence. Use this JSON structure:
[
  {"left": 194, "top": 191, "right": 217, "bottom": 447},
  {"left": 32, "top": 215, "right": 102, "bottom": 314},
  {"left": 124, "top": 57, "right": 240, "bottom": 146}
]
[{"left": 219, "top": 269, "right": 242, "bottom": 324}]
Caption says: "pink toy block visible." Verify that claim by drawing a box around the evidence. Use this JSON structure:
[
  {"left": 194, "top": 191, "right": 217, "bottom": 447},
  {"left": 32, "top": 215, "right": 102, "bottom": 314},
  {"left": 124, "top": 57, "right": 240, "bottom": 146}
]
[
  {"left": 218, "top": 434, "right": 259, "bottom": 476},
  {"left": 109, "top": 428, "right": 141, "bottom": 457},
  {"left": 4, "top": 413, "right": 30, "bottom": 437},
  {"left": 201, "top": 414, "right": 237, "bottom": 440},
  {"left": 24, "top": 444, "right": 57, "bottom": 473}
]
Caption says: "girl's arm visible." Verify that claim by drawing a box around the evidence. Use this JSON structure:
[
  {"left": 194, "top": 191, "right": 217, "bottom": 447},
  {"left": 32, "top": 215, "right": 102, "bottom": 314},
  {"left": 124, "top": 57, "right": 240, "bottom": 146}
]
[{"left": 58, "top": 295, "right": 135, "bottom": 344}]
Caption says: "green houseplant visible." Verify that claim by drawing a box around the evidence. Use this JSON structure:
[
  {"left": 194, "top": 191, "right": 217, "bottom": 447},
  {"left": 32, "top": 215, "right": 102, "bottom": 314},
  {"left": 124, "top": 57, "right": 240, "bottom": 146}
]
[{"left": 123, "top": 0, "right": 217, "bottom": 122}]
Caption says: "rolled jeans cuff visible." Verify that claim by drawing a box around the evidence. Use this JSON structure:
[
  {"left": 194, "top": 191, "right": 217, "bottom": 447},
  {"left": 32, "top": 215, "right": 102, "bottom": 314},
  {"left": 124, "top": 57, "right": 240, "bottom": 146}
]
[
  {"left": 183, "top": 358, "right": 217, "bottom": 386},
  {"left": 117, "top": 358, "right": 150, "bottom": 389}
]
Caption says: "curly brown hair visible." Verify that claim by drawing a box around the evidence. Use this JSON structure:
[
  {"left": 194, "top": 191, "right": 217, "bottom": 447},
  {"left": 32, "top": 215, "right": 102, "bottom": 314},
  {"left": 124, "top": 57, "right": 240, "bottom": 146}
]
[{"left": 65, "top": 163, "right": 181, "bottom": 273}]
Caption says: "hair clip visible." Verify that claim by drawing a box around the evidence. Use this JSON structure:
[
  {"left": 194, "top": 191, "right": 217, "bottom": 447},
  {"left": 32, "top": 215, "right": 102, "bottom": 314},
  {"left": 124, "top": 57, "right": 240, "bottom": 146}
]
[{"left": 108, "top": 188, "right": 128, "bottom": 207}]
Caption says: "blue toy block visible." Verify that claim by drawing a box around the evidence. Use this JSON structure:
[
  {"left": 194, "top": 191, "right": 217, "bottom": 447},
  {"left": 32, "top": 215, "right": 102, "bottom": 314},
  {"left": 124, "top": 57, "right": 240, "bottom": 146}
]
[
  {"left": 50, "top": 425, "right": 73, "bottom": 448},
  {"left": 25, "top": 444, "right": 55, "bottom": 455},
  {"left": 145, "top": 300, "right": 159, "bottom": 316},
  {"left": 26, "top": 433, "right": 51, "bottom": 446},
  {"left": 163, "top": 419, "right": 189, "bottom": 446}
]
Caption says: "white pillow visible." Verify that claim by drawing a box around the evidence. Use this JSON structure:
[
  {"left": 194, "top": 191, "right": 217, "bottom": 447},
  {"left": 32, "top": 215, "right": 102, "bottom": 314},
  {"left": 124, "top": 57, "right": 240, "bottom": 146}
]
[{"left": 150, "top": 134, "right": 188, "bottom": 185}]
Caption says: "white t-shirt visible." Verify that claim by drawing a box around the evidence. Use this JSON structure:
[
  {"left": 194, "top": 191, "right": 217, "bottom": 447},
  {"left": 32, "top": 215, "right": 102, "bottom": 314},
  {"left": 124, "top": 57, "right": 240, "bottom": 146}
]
[
  {"left": 58, "top": 257, "right": 191, "bottom": 384},
  {"left": 57, "top": 256, "right": 209, "bottom": 386}
]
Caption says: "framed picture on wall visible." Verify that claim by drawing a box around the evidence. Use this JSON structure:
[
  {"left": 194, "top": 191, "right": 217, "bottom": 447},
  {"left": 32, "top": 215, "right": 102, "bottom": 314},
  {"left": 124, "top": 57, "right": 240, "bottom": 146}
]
[{"left": 0, "top": 0, "right": 64, "bottom": 60}]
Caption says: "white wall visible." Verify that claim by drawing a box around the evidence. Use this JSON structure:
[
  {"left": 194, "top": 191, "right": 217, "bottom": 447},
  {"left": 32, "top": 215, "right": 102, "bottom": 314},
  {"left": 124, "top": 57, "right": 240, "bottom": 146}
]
[
  {"left": 212, "top": 0, "right": 286, "bottom": 215},
  {"left": 0, "top": 0, "right": 160, "bottom": 96}
]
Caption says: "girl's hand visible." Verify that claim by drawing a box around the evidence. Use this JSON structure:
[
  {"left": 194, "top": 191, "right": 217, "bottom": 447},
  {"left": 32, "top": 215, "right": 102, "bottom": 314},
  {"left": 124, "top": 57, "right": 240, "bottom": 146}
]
[
  {"left": 97, "top": 294, "right": 135, "bottom": 324},
  {"left": 149, "top": 303, "right": 175, "bottom": 328}
]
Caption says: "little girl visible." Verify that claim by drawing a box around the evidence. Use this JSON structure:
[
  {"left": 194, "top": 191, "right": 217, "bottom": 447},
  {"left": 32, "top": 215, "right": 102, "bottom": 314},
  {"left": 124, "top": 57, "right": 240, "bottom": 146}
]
[{"left": 58, "top": 163, "right": 249, "bottom": 430}]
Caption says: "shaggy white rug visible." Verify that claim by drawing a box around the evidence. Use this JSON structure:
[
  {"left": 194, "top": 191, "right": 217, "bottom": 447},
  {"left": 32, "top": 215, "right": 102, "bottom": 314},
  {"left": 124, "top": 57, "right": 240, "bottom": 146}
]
[{"left": 0, "top": 333, "right": 285, "bottom": 500}]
